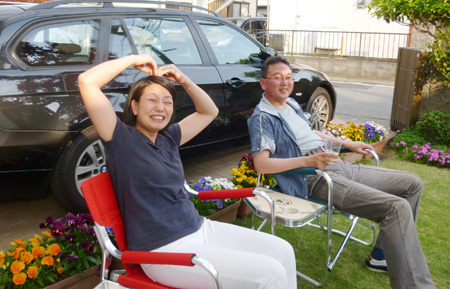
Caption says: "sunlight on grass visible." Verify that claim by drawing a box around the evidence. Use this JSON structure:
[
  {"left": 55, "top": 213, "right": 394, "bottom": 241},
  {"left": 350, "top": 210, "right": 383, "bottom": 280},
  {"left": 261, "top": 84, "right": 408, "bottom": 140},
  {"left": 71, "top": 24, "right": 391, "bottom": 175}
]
[{"left": 234, "top": 148, "right": 450, "bottom": 289}]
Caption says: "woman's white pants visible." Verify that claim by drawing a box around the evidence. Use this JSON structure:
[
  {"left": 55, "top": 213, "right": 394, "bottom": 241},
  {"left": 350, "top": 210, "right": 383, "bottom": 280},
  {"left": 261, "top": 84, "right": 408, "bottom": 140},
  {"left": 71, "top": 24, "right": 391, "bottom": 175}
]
[{"left": 141, "top": 218, "right": 297, "bottom": 289}]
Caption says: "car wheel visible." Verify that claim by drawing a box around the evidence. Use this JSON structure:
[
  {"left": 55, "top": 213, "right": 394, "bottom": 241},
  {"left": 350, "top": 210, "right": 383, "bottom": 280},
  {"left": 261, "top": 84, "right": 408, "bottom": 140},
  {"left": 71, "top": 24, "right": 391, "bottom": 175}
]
[
  {"left": 305, "top": 87, "right": 332, "bottom": 130},
  {"left": 51, "top": 125, "right": 106, "bottom": 212}
]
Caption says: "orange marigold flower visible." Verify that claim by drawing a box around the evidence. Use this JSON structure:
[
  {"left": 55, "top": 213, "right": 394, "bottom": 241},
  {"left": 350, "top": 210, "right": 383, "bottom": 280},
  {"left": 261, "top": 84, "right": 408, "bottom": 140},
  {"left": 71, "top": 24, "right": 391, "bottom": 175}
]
[
  {"left": 41, "top": 256, "right": 54, "bottom": 266},
  {"left": 0, "top": 250, "right": 5, "bottom": 267},
  {"left": 14, "top": 239, "right": 24, "bottom": 245},
  {"left": 20, "top": 251, "right": 34, "bottom": 264},
  {"left": 32, "top": 246, "right": 45, "bottom": 259},
  {"left": 12, "top": 272, "right": 27, "bottom": 285},
  {"left": 48, "top": 243, "right": 61, "bottom": 256},
  {"left": 42, "top": 231, "right": 52, "bottom": 238},
  {"left": 8, "top": 247, "right": 24, "bottom": 260},
  {"left": 10, "top": 260, "right": 25, "bottom": 274},
  {"left": 57, "top": 266, "right": 64, "bottom": 274},
  {"left": 27, "top": 265, "right": 38, "bottom": 279}
]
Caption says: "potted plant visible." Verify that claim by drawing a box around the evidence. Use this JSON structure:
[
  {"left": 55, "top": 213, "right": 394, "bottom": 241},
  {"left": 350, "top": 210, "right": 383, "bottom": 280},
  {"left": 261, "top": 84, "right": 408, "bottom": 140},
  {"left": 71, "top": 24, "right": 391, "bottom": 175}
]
[
  {"left": 187, "top": 177, "right": 241, "bottom": 223},
  {"left": 231, "top": 153, "right": 277, "bottom": 217},
  {"left": 321, "top": 121, "right": 389, "bottom": 161},
  {"left": 0, "top": 213, "right": 101, "bottom": 289}
]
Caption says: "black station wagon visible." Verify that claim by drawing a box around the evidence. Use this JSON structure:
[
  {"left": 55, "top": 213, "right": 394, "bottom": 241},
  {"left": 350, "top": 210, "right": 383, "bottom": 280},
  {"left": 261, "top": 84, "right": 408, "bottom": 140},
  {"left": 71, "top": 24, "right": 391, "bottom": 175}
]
[{"left": 0, "top": 0, "right": 336, "bottom": 212}]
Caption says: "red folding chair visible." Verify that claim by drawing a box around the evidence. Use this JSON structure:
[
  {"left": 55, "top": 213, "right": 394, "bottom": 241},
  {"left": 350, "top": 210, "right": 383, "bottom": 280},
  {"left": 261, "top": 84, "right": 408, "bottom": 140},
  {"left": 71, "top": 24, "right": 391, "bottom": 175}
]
[{"left": 81, "top": 172, "right": 274, "bottom": 289}]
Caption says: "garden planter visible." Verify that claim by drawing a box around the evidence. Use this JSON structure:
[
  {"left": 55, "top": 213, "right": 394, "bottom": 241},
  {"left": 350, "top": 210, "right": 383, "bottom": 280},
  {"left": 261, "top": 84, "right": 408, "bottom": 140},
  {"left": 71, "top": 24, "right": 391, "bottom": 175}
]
[
  {"left": 237, "top": 200, "right": 253, "bottom": 218},
  {"left": 340, "top": 152, "right": 363, "bottom": 163},
  {"left": 363, "top": 139, "right": 387, "bottom": 159},
  {"left": 341, "top": 139, "right": 387, "bottom": 162},
  {"left": 206, "top": 200, "right": 241, "bottom": 223},
  {"left": 44, "top": 266, "right": 100, "bottom": 289}
]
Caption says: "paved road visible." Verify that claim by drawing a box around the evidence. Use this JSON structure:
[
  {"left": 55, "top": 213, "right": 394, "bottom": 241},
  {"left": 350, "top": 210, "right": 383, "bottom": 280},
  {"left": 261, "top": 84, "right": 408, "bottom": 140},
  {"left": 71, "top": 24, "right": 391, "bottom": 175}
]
[{"left": 331, "top": 80, "right": 394, "bottom": 131}]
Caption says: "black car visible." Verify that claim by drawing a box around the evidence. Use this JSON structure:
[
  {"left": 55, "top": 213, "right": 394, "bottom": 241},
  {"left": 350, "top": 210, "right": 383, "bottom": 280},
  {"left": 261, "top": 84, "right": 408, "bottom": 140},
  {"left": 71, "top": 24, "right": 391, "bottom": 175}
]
[
  {"left": 229, "top": 16, "right": 267, "bottom": 46},
  {"left": 0, "top": 0, "right": 336, "bottom": 212}
]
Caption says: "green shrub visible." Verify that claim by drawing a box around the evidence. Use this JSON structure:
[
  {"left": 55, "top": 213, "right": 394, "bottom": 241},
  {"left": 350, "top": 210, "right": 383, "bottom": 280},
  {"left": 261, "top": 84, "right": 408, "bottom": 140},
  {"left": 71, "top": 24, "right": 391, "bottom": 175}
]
[
  {"left": 415, "top": 110, "right": 450, "bottom": 145},
  {"left": 391, "top": 111, "right": 450, "bottom": 168},
  {"left": 391, "top": 127, "right": 428, "bottom": 151}
]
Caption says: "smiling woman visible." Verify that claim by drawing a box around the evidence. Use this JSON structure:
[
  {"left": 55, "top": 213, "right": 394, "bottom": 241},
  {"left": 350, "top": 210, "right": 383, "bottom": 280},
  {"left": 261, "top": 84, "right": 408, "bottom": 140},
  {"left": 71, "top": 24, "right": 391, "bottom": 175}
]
[{"left": 77, "top": 54, "right": 297, "bottom": 289}]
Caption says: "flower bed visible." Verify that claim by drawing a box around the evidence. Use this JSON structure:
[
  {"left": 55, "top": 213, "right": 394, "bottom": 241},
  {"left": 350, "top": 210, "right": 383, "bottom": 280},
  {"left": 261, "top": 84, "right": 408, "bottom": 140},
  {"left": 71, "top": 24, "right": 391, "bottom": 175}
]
[
  {"left": 0, "top": 213, "right": 101, "bottom": 289},
  {"left": 321, "top": 121, "right": 388, "bottom": 143},
  {"left": 231, "top": 153, "right": 276, "bottom": 188},
  {"left": 394, "top": 142, "right": 450, "bottom": 167},
  {"left": 187, "top": 177, "right": 240, "bottom": 217}
]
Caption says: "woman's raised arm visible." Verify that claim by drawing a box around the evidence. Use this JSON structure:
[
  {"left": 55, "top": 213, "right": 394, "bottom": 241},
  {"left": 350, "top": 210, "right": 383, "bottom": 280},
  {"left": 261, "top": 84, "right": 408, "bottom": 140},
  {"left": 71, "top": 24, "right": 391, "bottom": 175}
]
[
  {"left": 78, "top": 54, "right": 157, "bottom": 141},
  {"left": 156, "top": 64, "right": 219, "bottom": 146}
]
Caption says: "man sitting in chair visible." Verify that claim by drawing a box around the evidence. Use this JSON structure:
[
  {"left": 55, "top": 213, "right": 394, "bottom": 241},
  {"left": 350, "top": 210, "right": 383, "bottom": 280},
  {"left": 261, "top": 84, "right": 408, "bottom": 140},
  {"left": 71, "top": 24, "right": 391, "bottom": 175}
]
[{"left": 247, "top": 55, "right": 435, "bottom": 289}]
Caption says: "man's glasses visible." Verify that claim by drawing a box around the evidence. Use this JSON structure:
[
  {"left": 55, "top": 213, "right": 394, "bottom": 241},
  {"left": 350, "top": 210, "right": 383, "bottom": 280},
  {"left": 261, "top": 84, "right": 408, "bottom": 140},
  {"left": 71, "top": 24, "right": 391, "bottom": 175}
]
[{"left": 263, "top": 76, "right": 294, "bottom": 83}]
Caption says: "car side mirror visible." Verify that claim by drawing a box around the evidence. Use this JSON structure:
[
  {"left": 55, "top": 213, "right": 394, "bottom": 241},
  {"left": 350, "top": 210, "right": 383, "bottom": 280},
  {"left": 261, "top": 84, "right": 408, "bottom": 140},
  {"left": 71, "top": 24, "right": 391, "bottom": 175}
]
[{"left": 260, "top": 47, "right": 276, "bottom": 60}]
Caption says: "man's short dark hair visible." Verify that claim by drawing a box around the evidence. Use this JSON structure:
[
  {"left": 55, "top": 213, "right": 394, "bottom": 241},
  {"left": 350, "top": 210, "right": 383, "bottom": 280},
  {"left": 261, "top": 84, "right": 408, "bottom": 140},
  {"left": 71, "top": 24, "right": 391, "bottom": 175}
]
[{"left": 261, "top": 56, "right": 292, "bottom": 78}]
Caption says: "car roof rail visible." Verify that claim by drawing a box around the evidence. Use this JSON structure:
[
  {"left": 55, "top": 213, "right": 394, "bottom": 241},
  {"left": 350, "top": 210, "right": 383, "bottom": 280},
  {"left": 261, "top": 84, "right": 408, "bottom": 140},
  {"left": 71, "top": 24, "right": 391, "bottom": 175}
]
[{"left": 28, "top": 0, "right": 221, "bottom": 17}]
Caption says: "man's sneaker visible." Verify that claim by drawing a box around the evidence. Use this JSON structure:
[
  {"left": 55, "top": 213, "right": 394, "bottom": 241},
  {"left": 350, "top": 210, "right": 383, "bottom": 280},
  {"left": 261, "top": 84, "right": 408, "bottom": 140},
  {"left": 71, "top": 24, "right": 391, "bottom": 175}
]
[{"left": 365, "top": 254, "right": 388, "bottom": 273}]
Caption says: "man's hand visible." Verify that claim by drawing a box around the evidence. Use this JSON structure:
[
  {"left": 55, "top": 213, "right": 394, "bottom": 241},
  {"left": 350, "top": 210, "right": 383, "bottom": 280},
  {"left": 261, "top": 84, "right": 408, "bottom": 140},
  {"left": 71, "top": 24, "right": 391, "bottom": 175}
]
[
  {"left": 343, "top": 141, "right": 374, "bottom": 155},
  {"left": 310, "top": 151, "right": 339, "bottom": 169}
]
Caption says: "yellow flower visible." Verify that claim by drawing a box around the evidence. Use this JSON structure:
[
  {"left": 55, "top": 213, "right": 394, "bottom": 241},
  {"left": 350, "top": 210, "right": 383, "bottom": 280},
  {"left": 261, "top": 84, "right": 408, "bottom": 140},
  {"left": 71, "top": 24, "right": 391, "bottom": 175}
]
[
  {"left": 236, "top": 185, "right": 243, "bottom": 189},
  {"left": 29, "top": 235, "right": 43, "bottom": 247},
  {"left": 12, "top": 272, "right": 27, "bottom": 285},
  {"left": 42, "top": 231, "right": 52, "bottom": 238},
  {"left": 0, "top": 250, "right": 5, "bottom": 267},
  {"left": 236, "top": 177, "right": 243, "bottom": 183},
  {"left": 231, "top": 168, "right": 240, "bottom": 175},
  {"left": 57, "top": 266, "right": 64, "bottom": 274},
  {"left": 247, "top": 177, "right": 256, "bottom": 185}
]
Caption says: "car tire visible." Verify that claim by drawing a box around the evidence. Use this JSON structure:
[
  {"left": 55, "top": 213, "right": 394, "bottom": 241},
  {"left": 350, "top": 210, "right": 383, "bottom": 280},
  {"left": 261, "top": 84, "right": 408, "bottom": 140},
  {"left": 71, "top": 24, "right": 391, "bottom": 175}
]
[
  {"left": 305, "top": 87, "right": 332, "bottom": 130},
  {"left": 51, "top": 125, "right": 106, "bottom": 212}
]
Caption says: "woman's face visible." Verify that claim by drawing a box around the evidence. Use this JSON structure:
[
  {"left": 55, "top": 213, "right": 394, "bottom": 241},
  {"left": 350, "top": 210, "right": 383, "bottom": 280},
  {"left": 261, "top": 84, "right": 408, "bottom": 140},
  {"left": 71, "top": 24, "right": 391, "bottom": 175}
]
[{"left": 132, "top": 83, "right": 174, "bottom": 139}]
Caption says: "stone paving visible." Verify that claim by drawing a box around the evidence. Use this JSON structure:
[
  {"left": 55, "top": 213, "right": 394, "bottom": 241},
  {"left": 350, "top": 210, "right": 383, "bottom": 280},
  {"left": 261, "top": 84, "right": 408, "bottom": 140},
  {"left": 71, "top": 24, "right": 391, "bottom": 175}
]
[{"left": 0, "top": 144, "right": 251, "bottom": 253}]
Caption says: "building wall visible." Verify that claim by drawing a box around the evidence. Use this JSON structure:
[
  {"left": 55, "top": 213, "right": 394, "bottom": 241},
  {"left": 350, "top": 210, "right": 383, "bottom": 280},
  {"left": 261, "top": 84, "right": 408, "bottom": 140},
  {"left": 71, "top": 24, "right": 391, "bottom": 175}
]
[{"left": 268, "top": 0, "right": 409, "bottom": 33}]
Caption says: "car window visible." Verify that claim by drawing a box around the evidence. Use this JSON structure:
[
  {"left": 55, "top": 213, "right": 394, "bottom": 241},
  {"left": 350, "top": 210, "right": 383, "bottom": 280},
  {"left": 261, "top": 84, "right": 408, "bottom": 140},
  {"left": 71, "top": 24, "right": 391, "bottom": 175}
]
[
  {"left": 108, "top": 19, "right": 134, "bottom": 60},
  {"left": 123, "top": 17, "right": 201, "bottom": 65},
  {"left": 196, "top": 19, "right": 261, "bottom": 65},
  {"left": 15, "top": 20, "right": 99, "bottom": 66},
  {"left": 253, "top": 21, "right": 266, "bottom": 30}
]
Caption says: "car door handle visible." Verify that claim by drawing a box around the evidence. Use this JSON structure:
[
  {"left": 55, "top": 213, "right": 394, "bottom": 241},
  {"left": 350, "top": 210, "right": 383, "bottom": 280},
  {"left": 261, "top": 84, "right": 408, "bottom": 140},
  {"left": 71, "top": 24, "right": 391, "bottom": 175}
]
[{"left": 226, "top": 77, "right": 246, "bottom": 89}]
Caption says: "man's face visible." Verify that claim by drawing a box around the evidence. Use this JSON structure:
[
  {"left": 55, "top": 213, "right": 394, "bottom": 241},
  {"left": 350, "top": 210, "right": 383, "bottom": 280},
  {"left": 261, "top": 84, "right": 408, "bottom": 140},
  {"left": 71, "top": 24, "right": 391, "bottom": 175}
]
[{"left": 260, "top": 62, "right": 294, "bottom": 106}]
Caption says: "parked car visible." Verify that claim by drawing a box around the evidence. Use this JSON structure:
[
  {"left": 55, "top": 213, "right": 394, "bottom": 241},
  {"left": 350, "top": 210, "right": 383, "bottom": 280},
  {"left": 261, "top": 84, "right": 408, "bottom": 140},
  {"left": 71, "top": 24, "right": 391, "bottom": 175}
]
[
  {"left": 229, "top": 16, "right": 267, "bottom": 46},
  {"left": 0, "top": 0, "right": 336, "bottom": 212}
]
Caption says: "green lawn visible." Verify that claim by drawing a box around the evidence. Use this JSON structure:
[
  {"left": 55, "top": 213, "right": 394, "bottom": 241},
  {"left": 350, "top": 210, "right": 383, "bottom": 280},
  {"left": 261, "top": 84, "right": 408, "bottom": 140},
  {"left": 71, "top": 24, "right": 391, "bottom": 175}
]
[{"left": 234, "top": 149, "right": 450, "bottom": 289}]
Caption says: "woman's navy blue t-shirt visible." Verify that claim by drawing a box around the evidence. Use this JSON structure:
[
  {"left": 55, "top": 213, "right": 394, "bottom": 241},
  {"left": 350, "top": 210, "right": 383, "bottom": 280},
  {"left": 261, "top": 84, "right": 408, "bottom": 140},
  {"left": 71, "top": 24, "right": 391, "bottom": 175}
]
[{"left": 102, "top": 118, "right": 203, "bottom": 251}]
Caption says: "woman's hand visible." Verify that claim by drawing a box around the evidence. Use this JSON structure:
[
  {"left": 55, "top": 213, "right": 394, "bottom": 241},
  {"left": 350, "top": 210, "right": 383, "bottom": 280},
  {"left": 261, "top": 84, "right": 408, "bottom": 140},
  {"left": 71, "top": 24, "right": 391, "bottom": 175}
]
[
  {"left": 157, "top": 64, "right": 188, "bottom": 84},
  {"left": 133, "top": 54, "right": 158, "bottom": 75}
]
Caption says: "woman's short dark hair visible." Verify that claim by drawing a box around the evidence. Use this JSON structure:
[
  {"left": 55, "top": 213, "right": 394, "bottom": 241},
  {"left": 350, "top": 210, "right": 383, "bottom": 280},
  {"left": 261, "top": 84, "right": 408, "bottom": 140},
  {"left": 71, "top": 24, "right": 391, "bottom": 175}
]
[
  {"left": 261, "top": 56, "right": 292, "bottom": 78},
  {"left": 123, "top": 75, "right": 177, "bottom": 127}
]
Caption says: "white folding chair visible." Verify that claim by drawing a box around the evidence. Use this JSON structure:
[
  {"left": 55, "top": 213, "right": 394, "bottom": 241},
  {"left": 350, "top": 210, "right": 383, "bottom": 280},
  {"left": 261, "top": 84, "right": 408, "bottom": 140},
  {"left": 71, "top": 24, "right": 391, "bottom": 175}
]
[{"left": 244, "top": 149, "right": 380, "bottom": 286}]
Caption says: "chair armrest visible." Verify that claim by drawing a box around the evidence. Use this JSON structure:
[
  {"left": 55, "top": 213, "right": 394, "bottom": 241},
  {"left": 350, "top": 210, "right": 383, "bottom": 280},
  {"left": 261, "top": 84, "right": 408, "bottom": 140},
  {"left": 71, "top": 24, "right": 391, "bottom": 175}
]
[
  {"left": 121, "top": 251, "right": 196, "bottom": 266},
  {"left": 121, "top": 251, "right": 221, "bottom": 289},
  {"left": 198, "top": 188, "right": 254, "bottom": 200},
  {"left": 277, "top": 167, "right": 317, "bottom": 176},
  {"left": 341, "top": 147, "right": 352, "bottom": 153}
]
